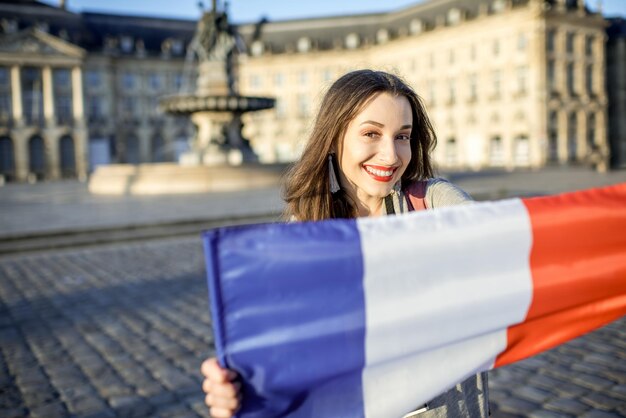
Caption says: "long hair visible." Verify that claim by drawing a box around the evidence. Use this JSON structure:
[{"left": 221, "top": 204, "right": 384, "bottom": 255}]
[{"left": 282, "top": 69, "right": 436, "bottom": 221}]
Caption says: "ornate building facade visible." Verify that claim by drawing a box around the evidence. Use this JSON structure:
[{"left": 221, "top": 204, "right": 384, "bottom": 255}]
[
  {"left": 0, "top": 0, "right": 620, "bottom": 182},
  {"left": 237, "top": 0, "right": 610, "bottom": 171},
  {"left": 0, "top": 1, "right": 195, "bottom": 182}
]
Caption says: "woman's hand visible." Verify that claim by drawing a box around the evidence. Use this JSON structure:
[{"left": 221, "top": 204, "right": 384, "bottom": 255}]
[{"left": 201, "top": 357, "right": 241, "bottom": 418}]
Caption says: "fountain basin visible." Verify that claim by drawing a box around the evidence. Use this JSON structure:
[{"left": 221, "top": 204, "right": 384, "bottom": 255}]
[{"left": 160, "top": 94, "right": 275, "bottom": 114}]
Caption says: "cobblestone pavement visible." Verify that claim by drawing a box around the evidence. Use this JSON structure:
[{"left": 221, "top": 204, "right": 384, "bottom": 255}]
[{"left": 0, "top": 237, "right": 624, "bottom": 417}]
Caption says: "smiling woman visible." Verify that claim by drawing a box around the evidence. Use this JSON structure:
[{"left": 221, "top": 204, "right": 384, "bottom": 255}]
[{"left": 201, "top": 69, "right": 485, "bottom": 418}]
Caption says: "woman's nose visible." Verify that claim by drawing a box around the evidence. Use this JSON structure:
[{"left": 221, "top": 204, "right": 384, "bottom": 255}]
[{"left": 378, "top": 137, "right": 399, "bottom": 164}]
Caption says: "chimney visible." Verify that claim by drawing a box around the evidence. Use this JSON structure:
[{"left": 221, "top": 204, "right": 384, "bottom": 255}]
[{"left": 60, "top": 0, "right": 66, "bottom": 9}]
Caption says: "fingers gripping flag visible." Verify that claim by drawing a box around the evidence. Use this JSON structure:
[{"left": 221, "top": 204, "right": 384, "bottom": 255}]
[{"left": 202, "top": 183, "right": 626, "bottom": 418}]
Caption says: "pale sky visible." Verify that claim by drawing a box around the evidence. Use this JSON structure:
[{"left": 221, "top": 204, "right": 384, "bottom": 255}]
[{"left": 41, "top": 0, "right": 625, "bottom": 23}]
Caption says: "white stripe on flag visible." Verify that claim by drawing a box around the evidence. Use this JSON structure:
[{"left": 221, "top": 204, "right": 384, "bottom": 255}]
[{"left": 357, "top": 199, "right": 534, "bottom": 418}]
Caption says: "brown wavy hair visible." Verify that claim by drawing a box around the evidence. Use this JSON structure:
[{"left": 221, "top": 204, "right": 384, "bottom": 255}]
[{"left": 282, "top": 69, "right": 436, "bottom": 221}]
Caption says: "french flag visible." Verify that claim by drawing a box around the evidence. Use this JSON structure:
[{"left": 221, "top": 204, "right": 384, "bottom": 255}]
[{"left": 203, "top": 183, "right": 626, "bottom": 418}]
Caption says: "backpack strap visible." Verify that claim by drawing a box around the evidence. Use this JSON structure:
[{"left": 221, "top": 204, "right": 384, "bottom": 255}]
[{"left": 405, "top": 180, "right": 428, "bottom": 212}]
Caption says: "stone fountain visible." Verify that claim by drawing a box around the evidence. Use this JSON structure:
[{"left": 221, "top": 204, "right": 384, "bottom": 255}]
[
  {"left": 160, "top": 0, "right": 275, "bottom": 166},
  {"left": 89, "top": 1, "right": 282, "bottom": 195}
]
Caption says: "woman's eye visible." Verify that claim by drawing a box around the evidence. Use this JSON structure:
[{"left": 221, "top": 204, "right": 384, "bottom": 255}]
[
  {"left": 364, "top": 131, "right": 379, "bottom": 138},
  {"left": 396, "top": 134, "right": 411, "bottom": 141}
]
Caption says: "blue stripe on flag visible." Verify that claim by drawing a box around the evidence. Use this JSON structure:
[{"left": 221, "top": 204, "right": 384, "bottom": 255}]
[{"left": 203, "top": 219, "right": 367, "bottom": 417}]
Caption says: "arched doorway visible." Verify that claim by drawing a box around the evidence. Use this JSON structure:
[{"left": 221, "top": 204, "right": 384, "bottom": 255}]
[
  {"left": 28, "top": 135, "right": 45, "bottom": 180},
  {"left": 0, "top": 136, "right": 15, "bottom": 181},
  {"left": 151, "top": 134, "right": 166, "bottom": 162},
  {"left": 59, "top": 135, "right": 76, "bottom": 178},
  {"left": 126, "top": 135, "right": 140, "bottom": 164}
]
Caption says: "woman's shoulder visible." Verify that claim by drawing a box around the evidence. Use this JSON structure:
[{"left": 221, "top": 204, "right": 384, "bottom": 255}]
[{"left": 406, "top": 178, "right": 473, "bottom": 209}]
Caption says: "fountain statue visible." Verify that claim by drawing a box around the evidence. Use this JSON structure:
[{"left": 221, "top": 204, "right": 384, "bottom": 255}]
[
  {"left": 160, "top": 0, "right": 275, "bottom": 166},
  {"left": 89, "top": 1, "right": 282, "bottom": 195}
]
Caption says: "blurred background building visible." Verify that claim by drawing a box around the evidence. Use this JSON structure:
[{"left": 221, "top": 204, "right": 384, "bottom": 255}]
[{"left": 0, "top": 0, "right": 624, "bottom": 182}]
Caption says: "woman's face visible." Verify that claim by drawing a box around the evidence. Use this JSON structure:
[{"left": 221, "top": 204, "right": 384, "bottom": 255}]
[{"left": 337, "top": 92, "right": 413, "bottom": 209}]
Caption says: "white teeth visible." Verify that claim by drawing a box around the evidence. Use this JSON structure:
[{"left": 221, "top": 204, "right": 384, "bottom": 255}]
[{"left": 365, "top": 166, "right": 393, "bottom": 177}]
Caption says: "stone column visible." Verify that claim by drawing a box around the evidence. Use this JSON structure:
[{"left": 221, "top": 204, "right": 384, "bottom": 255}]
[
  {"left": 45, "top": 133, "right": 60, "bottom": 180},
  {"left": 42, "top": 66, "right": 55, "bottom": 126},
  {"left": 10, "top": 66, "right": 23, "bottom": 127},
  {"left": 13, "top": 131, "right": 28, "bottom": 182},
  {"left": 72, "top": 66, "right": 88, "bottom": 179},
  {"left": 72, "top": 66, "right": 84, "bottom": 122}
]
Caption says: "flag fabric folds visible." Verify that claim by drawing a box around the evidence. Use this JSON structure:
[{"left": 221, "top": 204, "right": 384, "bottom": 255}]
[{"left": 202, "top": 183, "right": 626, "bottom": 418}]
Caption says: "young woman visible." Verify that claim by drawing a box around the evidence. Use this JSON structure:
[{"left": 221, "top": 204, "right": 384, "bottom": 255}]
[{"left": 201, "top": 69, "right": 489, "bottom": 417}]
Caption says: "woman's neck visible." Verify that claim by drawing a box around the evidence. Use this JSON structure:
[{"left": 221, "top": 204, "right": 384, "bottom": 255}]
[{"left": 355, "top": 196, "right": 384, "bottom": 218}]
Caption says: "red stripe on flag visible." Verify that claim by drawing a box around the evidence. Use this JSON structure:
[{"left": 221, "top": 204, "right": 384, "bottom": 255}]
[{"left": 495, "top": 183, "right": 626, "bottom": 368}]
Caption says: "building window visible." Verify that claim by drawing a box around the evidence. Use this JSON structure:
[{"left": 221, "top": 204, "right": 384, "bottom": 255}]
[
  {"left": 518, "top": 33, "right": 527, "bottom": 51},
  {"left": 492, "top": 70, "right": 501, "bottom": 99},
  {"left": 88, "top": 95, "right": 103, "bottom": 120},
  {"left": 514, "top": 136, "right": 530, "bottom": 166},
  {"left": 566, "top": 62, "right": 575, "bottom": 95},
  {"left": 54, "top": 68, "right": 73, "bottom": 125},
  {"left": 148, "top": 72, "right": 162, "bottom": 91},
  {"left": 28, "top": 135, "right": 46, "bottom": 178},
  {"left": 587, "top": 113, "right": 596, "bottom": 147},
  {"left": 568, "top": 112, "right": 577, "bottom": 161},
  {"left": 493, "top": 39, "right": 500, "bottom": 56},
  {"left": 428, "top": 80, "right": 436, "bottom": 106},
  {"left": 585, "top": 64, "right": 593, "bottom": 95},
  {"left": 447, "top": 79, "right": 455, "bottom": 105},
  {"left": 173, "top": 73, "right": 183, "bottom": 90},
  {"left": 468, "top": 73, "right": 477, "bottom": 102},
  {"left": 86, "top": 70, "right": 101, "bottom": 89},
  {"left": 566, "top": 32, "right": 574, "bottom": 54},
  {"left": 446, "top": 138, "right": 457, "bottom": 166},
  {"left": 125, "top": 135, "right": 140, "bottom": 164},
  {"left": 548, "top": 110, "right": 558, "bottom": 162},
  {"left": 151, "top": 135, "right": 167, "bottom": 162},
  {"left": 59, "top": 135, "right": 76, "bottom": 178},
  {"left": 0, "top": 136, "right": 15, "bottom": 180},
  {"left": 299, "top": 71, "right": 308, "bottom": 86},
  {"left": 547, "top": 29, "right": 556, "bottom": 52},
  {"left": 122, "top": 72, "right": 135, "bottom": 90},
  {"left": 547, "top": 60, "right": 556, "bottom": 92},
  {"left": 121, "top": 96, "right": 138, "bottom": 118},
  {"left": 297, "top": 94, "right": 309, "bottom": 118},
  {"left": 489, "top": 136, "right": 504, "bottom": 166},
  {"left": 585, "top": 35, "right": 594, "bottom": 56},
  {"left": 0, "top": 67, "right": 11, "bottom": 125},
  {"left": 21, "top": 67, "right": 43, "bottom": 125},
  {"left": 517, "top": 66, "right": 528, "bottom": 95},
  {"left": 274, "top": 73, "right": 284, "bottom": 87}
]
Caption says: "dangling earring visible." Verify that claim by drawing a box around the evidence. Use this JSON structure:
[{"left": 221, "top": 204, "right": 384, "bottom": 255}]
[{"left": 328, "top": 153, "right": 340, "bottom": 193}]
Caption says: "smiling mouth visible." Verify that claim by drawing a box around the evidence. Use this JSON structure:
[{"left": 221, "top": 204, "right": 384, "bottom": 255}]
[{"left": 363, "top": 165, "right": 396, "bottom": 182}]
